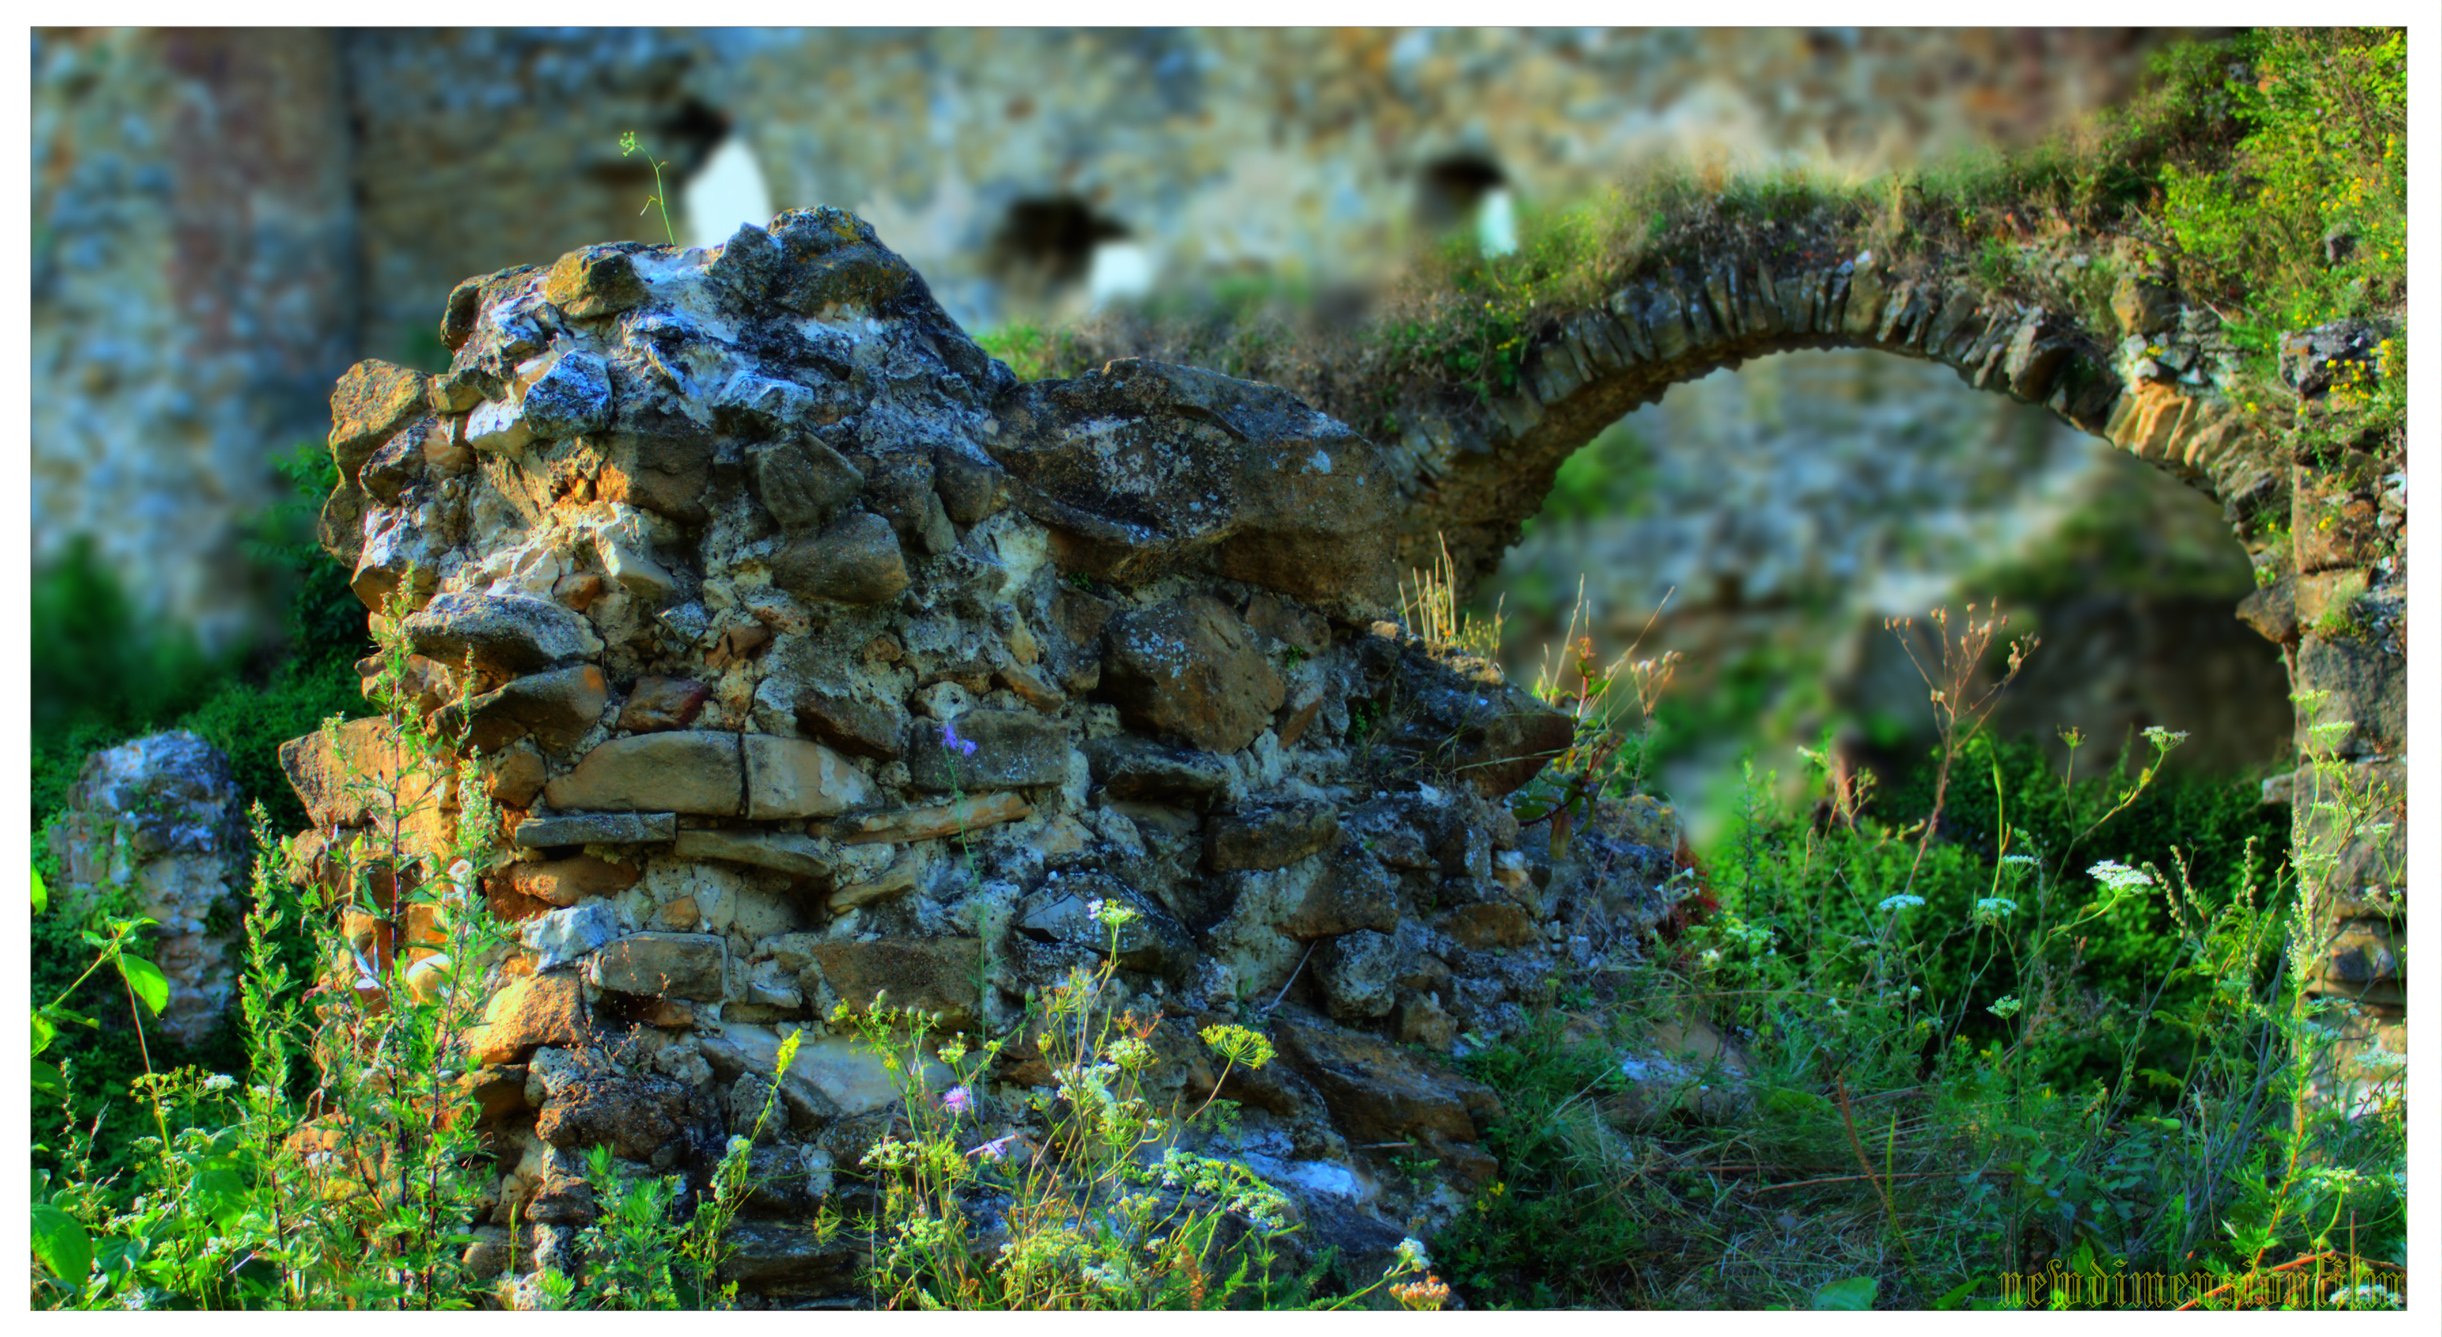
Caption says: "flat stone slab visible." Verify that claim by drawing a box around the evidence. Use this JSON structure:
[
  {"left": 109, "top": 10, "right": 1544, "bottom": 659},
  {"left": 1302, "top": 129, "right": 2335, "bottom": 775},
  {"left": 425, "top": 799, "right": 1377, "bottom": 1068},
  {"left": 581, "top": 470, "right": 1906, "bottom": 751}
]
[
  {"left": 816, "top": 792, "right": 1032, "bottom": 845},
  {"left": 545, "top": 731, "right": 744, "bottom": 814},
  {"left": 513, "top": 811, "right": 678, "bottom": 848},
  {"left": 743, "top": 735, "right": 874, "bottom": 819},
  {"left": 673, "top": 828, "right": 839, "bottom": 882}
]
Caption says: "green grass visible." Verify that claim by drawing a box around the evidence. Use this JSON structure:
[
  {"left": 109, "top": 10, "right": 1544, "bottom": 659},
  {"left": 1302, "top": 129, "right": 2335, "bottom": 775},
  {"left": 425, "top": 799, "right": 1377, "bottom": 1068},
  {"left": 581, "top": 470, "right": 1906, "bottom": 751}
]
[{"left": 1439, "top": 729, "right": 2396, "bottom": 1310}]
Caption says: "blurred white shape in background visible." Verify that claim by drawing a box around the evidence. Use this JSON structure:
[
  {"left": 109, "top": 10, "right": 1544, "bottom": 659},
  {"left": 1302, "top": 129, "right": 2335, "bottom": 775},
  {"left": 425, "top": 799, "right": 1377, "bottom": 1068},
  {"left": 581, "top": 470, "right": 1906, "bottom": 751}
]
[
  {"left": 683, "top": 137, "right": 775, "bottom": 249},
  {"left": 1087, "top": 240, "right": 1156, "bottom": 306},
  {"left": 1478, "top": 187, "right": 1519, "bottom": 258}
]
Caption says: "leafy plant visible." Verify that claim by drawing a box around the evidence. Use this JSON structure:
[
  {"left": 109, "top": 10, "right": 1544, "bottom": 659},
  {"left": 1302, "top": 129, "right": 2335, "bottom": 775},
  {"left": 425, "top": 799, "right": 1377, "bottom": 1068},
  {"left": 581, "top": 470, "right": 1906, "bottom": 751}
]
[
  {"left": 830, "top": 899, "right": 1438, "bottom": 1310},
  {"left": 620, "top": 130, "right": 677, "bottom": 247}
]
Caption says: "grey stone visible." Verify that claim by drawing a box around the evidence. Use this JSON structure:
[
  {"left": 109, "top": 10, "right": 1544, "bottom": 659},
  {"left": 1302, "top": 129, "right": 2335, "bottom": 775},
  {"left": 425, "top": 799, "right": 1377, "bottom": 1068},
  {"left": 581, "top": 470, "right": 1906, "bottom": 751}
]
[
  {"left": 753, "top": 437, "right": 865, "bottom": 533},
  {"left": 47, "top": 731, "right": 248, "bottom": 1047},
  {"left": 742, "top": 734, "right": 875, "bottom": 819},
  {"left": 1082, "top": 735, "right": 1231, "bottom": 807},
  {"left": 1100, "top": 595, "right": 1284, "bottom": 754},
  {"left": 543, "top": 244, "right": 649, "bottom": 319},
  {"left": 1207, "top": 801, "right": 1339, "bottom": 872},
  {"left": 521, "top": 900, "right": 622, "bottom": 971},
  {"left": 794, "top": 687, "right": 906, "bottom": 761},
  {"left": 522, "top": 350, "right": 613, "bottom": 439},
  {"left": 513, "top": 811, "right": 678, "bottom": 848},
  {"left": 455, "top": 664, "right": 608, "bottom": 754},
  {"left": 770, "top": 511, "right": 909, "bottom": 606},
  {"left": 1317, "top": 929, "right": 1399, "bottom": 1020},
  {"left": 991, "top": 359, "right": 1400, "bottom": 613},
  {"left": 906, "top": 708, "right": 1072, "bottom": 792},
  {"left": 545, "top": 732, "right": 743, "bottom": 815},
  {"left": 707, "top": 222, "right": 783, "bottom": 301},
  {"left": 673, "top": 828, "right": 840, "bottom": 883},
  {"left": 591, "top": 932, "right": 729, "bottom": 1000},
  {"left": 932, "top": 447, "right": 1008, "bottom": 524},
  {"left": 404, "top": 591, "right": 601, "bottom": 678}
]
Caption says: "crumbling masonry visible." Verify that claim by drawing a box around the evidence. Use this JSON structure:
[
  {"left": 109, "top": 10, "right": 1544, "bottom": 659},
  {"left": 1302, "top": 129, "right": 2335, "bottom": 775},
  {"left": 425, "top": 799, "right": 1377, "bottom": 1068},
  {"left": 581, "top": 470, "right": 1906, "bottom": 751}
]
[{"left": 285, "top": 208, "right": 2402, "bottom": 1301}]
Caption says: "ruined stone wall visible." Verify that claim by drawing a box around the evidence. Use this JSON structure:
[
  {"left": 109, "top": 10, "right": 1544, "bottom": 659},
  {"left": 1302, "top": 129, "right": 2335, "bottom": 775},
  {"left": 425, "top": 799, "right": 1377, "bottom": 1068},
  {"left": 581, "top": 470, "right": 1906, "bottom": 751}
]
[
  {"left": 283, "top": 216, "right": 1682, "bottom": 1299},
  {"left": 387, "top": 28, "right": 2185, "bottom": 333},
  {"left": 33, "top": 27, "right": 2187, "bottom": 641},
  {"left": 274, "top": 161, "right": 2401, "bottom": 1298},
  {"left": 31, "top": 28, "right": 359, "bottom": 650}
]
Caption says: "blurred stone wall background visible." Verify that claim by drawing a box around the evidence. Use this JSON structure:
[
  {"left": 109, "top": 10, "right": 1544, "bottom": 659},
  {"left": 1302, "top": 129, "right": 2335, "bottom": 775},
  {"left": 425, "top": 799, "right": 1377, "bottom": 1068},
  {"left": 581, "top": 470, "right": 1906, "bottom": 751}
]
[{"left": 35, "top": 25, "right": 2286, "bottom": 786}]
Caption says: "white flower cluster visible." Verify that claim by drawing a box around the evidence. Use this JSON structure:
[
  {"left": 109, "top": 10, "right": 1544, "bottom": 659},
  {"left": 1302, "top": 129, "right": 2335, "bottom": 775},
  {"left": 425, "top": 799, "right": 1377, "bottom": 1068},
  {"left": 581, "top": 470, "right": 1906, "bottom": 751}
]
[
  {"left": 2327, "top": 1282, "right": 2402, "bottom": 1310},
  {"left": 2087, "top": 859, "right": 2153, "bottom": 893},
  {"left": 1972, "top": 897, "right": 2018, "bottom": 925},
  {"left": 1878, "top": 893, "right": 1927, "bottom": 913}
]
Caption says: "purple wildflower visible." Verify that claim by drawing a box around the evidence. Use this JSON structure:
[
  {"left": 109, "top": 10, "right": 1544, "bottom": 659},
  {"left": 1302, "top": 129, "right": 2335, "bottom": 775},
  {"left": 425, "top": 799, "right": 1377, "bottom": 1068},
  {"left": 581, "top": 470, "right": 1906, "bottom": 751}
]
[
  {"left": 940, "top": 1085, "right": 974, "bottom": 1115},
  {"left": 942, "top": 721, "right": 978, "bottom": 756}
]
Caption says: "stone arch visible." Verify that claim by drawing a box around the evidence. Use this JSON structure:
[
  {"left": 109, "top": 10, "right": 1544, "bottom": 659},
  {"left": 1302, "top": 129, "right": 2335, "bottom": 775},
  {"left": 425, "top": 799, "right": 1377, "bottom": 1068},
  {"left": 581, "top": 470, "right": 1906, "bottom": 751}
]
[
  {"left": 1320, "top": 205, "right": 2395, "bottom": 1058},
  {"left": 1373, "top": 242, "right": 2284, "bottom": 593}
]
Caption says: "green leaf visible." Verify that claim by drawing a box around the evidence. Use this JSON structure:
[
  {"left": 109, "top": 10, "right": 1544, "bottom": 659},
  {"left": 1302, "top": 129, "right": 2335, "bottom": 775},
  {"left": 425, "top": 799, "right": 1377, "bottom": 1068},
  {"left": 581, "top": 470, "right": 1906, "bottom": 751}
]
[
  {"left": 32, "top": 1060, "right": 63, "bottom": 1096},
  {"left": 33, "top": 1010, "right": 57, "bottom": 1056},
  {"left": 1813, "top": 1276, "right": 1880, "bottom": 1310},
  {"left": 30, "top": 1203, "right": 92, "bottom": 1287},
  {"left": 32, "top": 866, "right": 47, "bottom": 913},
  {"left": 118, "top": 955, "right": 170, "bottom": 1016}
]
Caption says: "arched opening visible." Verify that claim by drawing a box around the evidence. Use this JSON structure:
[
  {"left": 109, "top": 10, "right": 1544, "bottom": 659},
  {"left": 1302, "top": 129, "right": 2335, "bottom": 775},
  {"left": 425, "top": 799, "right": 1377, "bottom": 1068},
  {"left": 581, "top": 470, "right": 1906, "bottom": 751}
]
[
  {"left": 1415, "top": 151, "right": 1517, "bottom": 258},
  {"left": 680, "top": 135, "right": 775, "bottom": 251},
  {"left": 1478, "top": 347, "right": 2293, "bottom": 834},
  {"left": 987, "top": 195, "right": 1141, "bottom": 305}
]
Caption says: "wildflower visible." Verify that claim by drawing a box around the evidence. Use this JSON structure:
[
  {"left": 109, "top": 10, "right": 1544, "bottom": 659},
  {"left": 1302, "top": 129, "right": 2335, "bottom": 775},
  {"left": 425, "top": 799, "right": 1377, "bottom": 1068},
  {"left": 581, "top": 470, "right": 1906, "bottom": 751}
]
[
  {"left": 940, "top": 719, "right": 978, "bottom": 756},
  {"left": 2356, "top": 1042, "right": 2407, "bottom": 1070},
  {"left": 203, "top": 1073, "right": 237, "bottom": 1093},
  {"left": 1108, "top": 1036, "right": 1156, "bottom": 1071},
  {"left": 1878, "top": 893, "right": 1927, "bottom": 913},
  {"left": 2328, "top": 1282, "right": 2401, "bottom": 1310},
  {"left": 1393, "top": 1237, "right": 1432, "bottom": 1272},
  {"left": 1088, "top": 898, "right": 1140, "bottom": 931},
  {"left": 1973, "top": 897, "right": 2019, "bottom": 925},
  {"left": 1391, "top": 1275, "right": 1453, "bottom": 1311},
  {"left": 1988, "top": 995, "right": 2023, "bottom": 1020},
  {"left": 940, "top": 1085, "right": 973, "bottom": 1115},
  {"left": 2000, "top": 854, "right": 2038, "bottom": 867},
  {"left": 1199, "top": 1023, "right": 1277, "bottom": 1070},
  {"left": 2087, "top": 859, "right": 2153, "bottom": 893},
  {"left": 967, "top": 1133, "right": 1019, "bottom": 1161},
  {"left": 2305, "top": 1165, "right": 2366, "bottom": 1194},
  {"left": 2140, "top": 725, "right": 2189, "bottom": 750}
]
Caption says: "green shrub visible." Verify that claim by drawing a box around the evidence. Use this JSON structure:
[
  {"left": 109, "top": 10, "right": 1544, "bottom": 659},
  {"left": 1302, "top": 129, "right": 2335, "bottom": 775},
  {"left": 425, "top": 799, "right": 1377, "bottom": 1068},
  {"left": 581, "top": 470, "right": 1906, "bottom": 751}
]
[{"left": 32, "top": 618, "right": 512, "bottom": 1309}]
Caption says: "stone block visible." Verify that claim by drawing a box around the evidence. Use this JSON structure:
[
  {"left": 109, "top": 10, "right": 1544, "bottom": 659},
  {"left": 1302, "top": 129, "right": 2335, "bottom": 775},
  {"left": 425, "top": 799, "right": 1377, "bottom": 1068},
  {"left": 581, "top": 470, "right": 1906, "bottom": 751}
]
[
  {"left": 545, "top": 732, "right": 744, "bottom": 815},
  {"left": 591, "top": 932, "right": 729, "bottom": 1000},
  {"left": 742, "top": 735, "right": 874, "bottom": 819}
]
